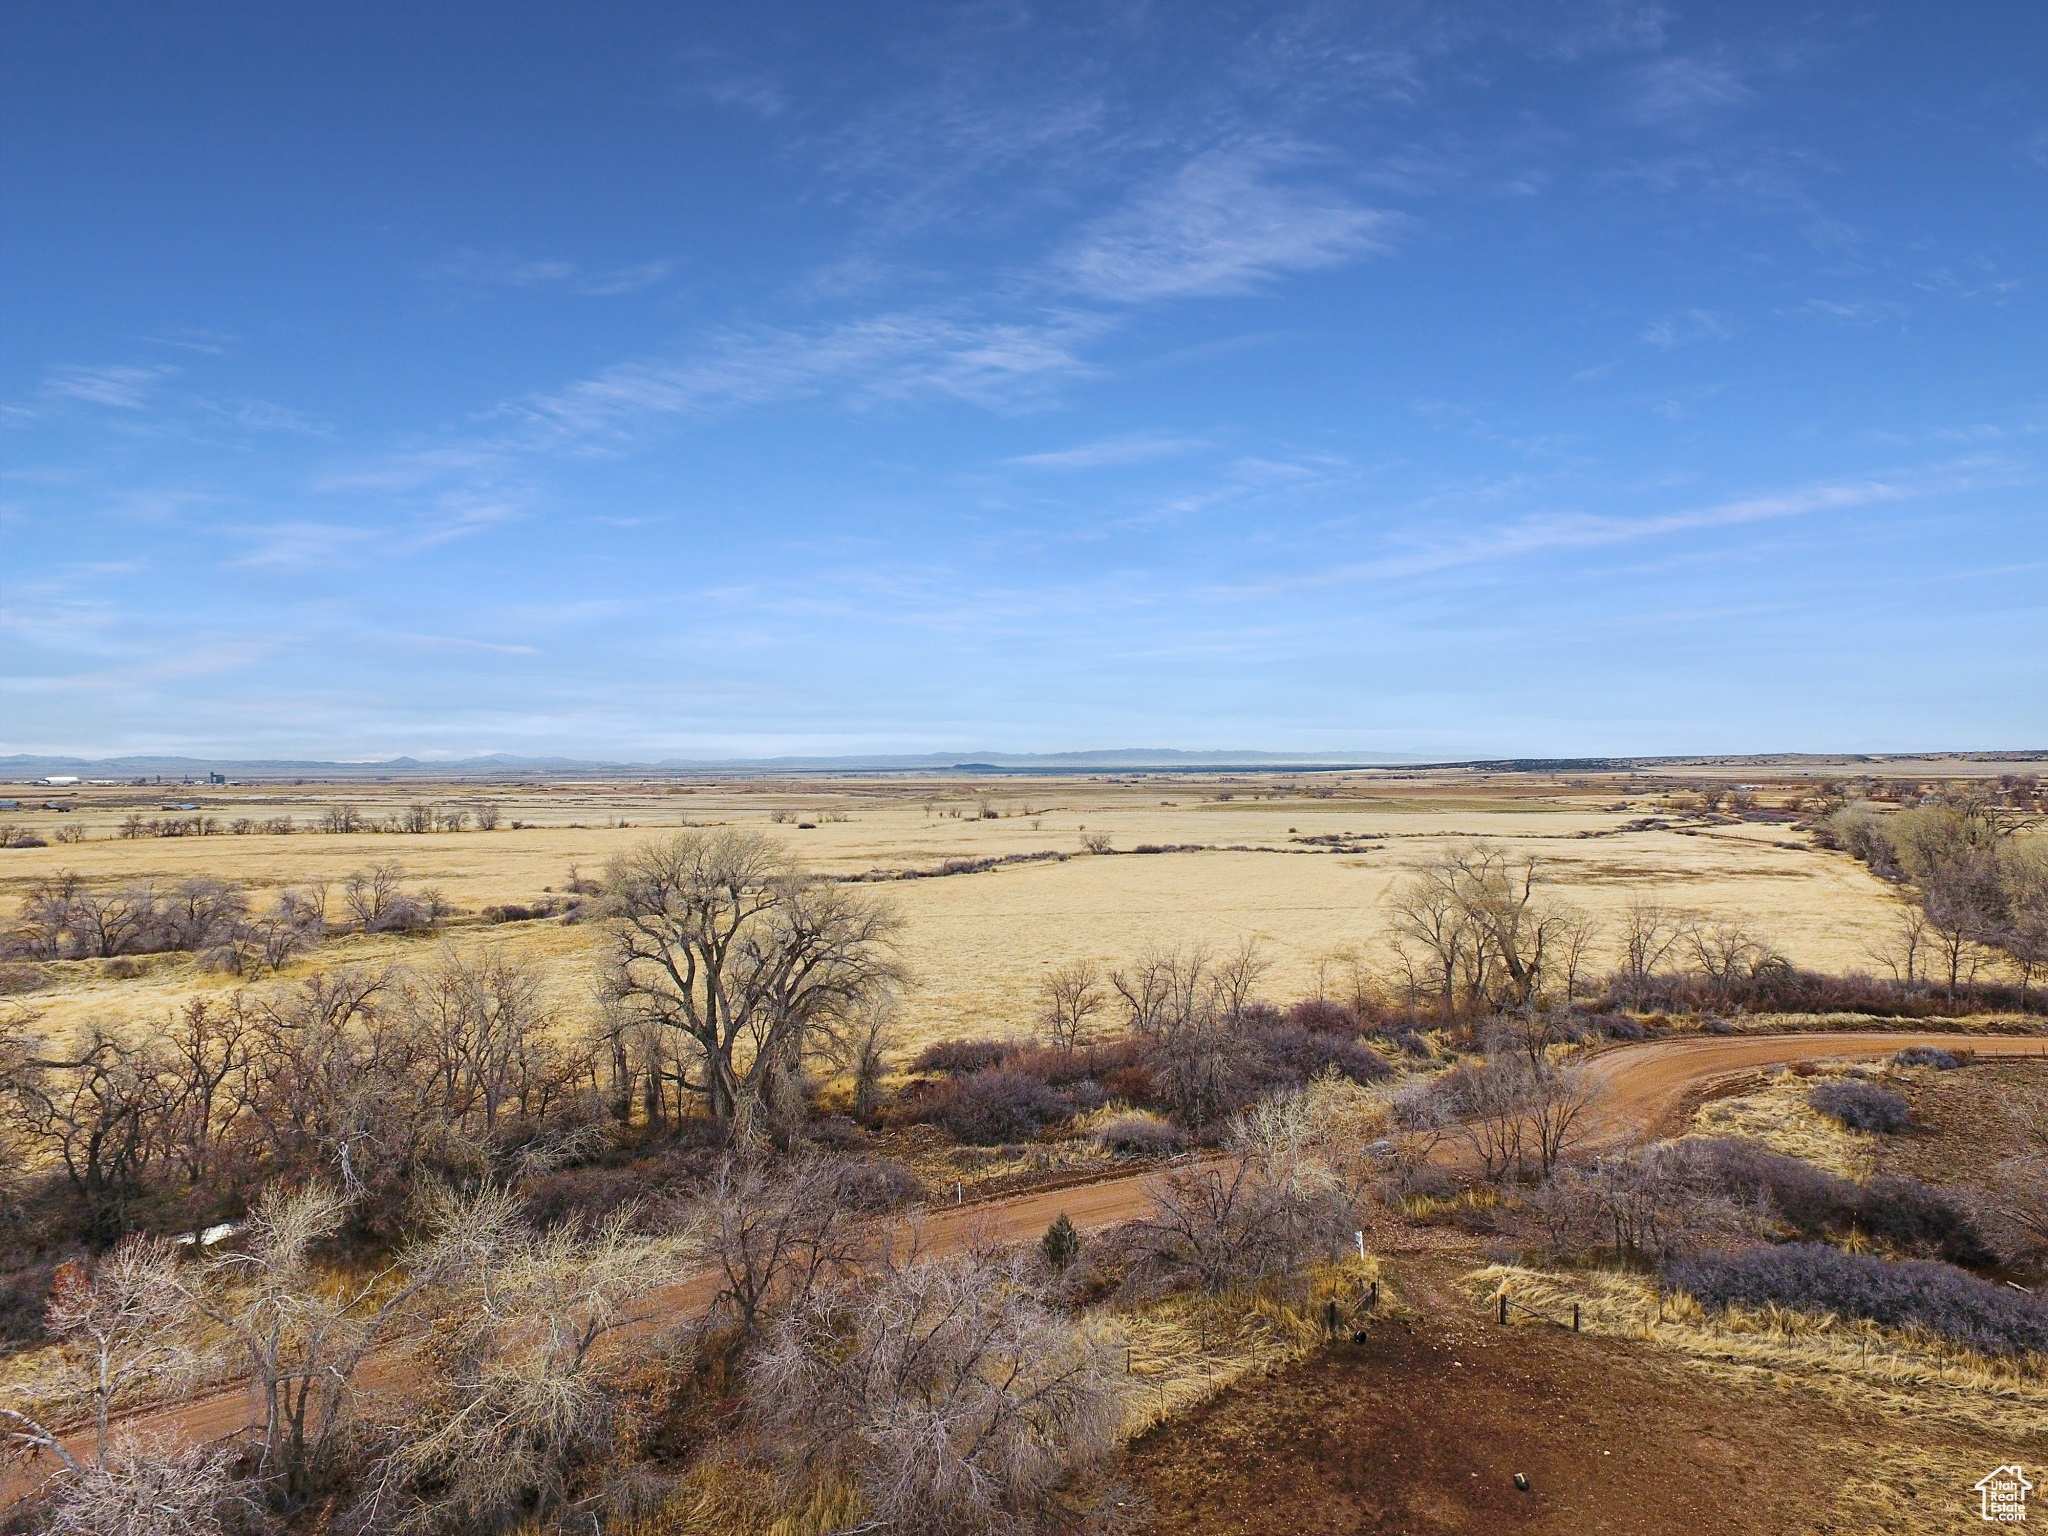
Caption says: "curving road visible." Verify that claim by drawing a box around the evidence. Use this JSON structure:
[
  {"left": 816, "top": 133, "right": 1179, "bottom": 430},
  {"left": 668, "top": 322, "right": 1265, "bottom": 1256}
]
[{"left": 10, "top": 1027, "right": 2046, "bottom": 1496}]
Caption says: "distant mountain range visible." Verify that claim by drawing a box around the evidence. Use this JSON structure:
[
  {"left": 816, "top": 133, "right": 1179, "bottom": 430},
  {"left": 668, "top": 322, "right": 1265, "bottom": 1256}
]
[
  {"left": 4, "top": 747, "right": 2042, "bottom": 783},
  {"left": 1, "top": 748, "right": 1420, "bottom": 780}
]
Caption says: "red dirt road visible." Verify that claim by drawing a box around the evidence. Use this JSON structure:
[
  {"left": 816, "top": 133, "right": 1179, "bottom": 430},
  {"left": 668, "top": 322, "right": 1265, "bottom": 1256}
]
[{"left": 12, "top": 1028, "right": 2046, "bottom": 1492}]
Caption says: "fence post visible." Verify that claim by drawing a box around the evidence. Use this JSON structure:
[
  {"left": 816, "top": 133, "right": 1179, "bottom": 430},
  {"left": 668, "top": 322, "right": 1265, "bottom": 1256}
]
[
  {"left": 1572, "top": 1303, "right": 1581, "bottom": 1333},
  {"left": 1498, "top": 1293, "right": 1509, "bottom": 1326}
]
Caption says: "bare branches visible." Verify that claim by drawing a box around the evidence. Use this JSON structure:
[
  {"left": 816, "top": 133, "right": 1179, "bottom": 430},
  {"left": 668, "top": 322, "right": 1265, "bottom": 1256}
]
[
  {"left": 749, "top": 1245, "right": 1123, "bottom": 1536},
  {"left": 1385, "top": 843, "right": 1588, "bottom": 1017},
  {"left": 701, "top": 1154, "right": 872, "bottom": 1342},
  {"left": 1614, "top": 896, "right": 1683, "bottom": 1009},
  {"left": 603, "top": 831, "right": 903, "bottom": 1132},
  {"left": 42, "top": 1440, "right": 238, "bottom": 1536},
  {"left": 47, "top": 1235, "right": 193, "bottom": 1465},
  {"left": 1412, "top": 1057, "right": 1599, "bottom": 1182},
  {"left": 364, "top": 1201, "right": 680, "bottom": 1533},
  {"left": 1039, "top": 961, "right": 1106, "bottom": 1058},
  {"left": 190, "top": 1181, "right": 480, "bottom": 1500}
]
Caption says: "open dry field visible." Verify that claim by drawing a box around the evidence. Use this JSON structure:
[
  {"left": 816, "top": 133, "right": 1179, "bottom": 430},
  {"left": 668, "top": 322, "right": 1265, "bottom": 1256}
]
[{"left": 0, "top": 765, "right": 2002, "bottom": 1054}]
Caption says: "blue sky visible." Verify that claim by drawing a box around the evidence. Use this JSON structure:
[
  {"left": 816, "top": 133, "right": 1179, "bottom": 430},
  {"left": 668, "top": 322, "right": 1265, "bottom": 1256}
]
[{"left": 4, "top": 1, "right": 2043, "bottom": 760}]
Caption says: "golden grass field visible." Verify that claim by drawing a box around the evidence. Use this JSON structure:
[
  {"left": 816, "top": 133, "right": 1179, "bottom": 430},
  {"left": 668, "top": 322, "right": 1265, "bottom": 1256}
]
[{"left": 0, "top": 768, "right": 1954, "bottom": 1054}]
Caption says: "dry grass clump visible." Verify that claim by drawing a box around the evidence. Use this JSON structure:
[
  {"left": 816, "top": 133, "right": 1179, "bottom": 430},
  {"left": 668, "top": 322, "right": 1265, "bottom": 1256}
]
[
  {"left": 606, "top": 1457, "right": 863, "bottom": 1536},
  {"left": 1116, "top": 1253, "right": 1385, "bottom": 1437},
  {"left": 1692, "top": 1069, "right": 1882, "bottom": 1177},
  {"left": 1462, "top": 1263, "right": 2048, "bottom": 1441}
]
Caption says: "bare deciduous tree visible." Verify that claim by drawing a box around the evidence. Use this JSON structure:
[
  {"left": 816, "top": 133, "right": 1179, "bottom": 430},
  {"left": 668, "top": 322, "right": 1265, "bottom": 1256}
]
[
  {"left": 1682, "top": 917, "right": 1789, "bottom": 1000},
  {"left": 1523, "top": 1061, "right": 1600, "bottom": 1177},
  {"left": 40, "top": 1441, "right": 238, "bottom": 1536},
  {"left": 602, "top": 831, "right": 902, "bottom": 1132},
  {"left": 318, "top": 804, "right": 361, "bottom": 835},
  {"left": 191, "top": 1182, "right": 492, "bottom": 1502},
  {"left": 700, "top": 1154, "right": 871, "bottom": 1343},
  {"left": 1039, "top": 961, "right": 1106, "bottom": 1058},
  {"left": 1867, "top": 904, "right": 1932, "bottom": 985},
  {"left": 362, "top": 1197, "right": 678, "bottom": 1533},
  {"left": 1614, "top": 896, "right": 1685, "bottom": 1008},
  {"left": 750, "top": 1245, "right": 1124, "bottom": 1536},
  {"left": 3, "top": 1027, "right": 169, "bottom": 1244},
  {"left": 2, "top": 1235, "right": 191, "bottom": 1471}
]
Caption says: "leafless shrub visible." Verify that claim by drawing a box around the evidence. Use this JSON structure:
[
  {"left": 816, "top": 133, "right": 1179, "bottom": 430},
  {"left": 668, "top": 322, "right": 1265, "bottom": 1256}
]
[
  {"left": 362, "top": 1197, "right": 679, "bottom": 1533},
  {"left": 1808, "top": 1079, "right": 1910, "bottom": 1133},
  {"left": 318, "top": 804, "right": 362, "bottom": 835},
  {"left": 192, "top": 1181, "right": 498, "bottom": 1502},
  {"left": 1516, "top": 1140, "right": 1759, "bottom": 1264},
  {"left": 1412, "top": 1056, "right": 1597, "bottom": 1182},
  {"left": 41, "top": 1440, "right": 240, "bottom": 1536},
  {"left": 341, "top": 862, "right": 438, "bottom": 932},
  {"left": 1668, "top": 1243, "right": 2048, "bottom": 1357},
  {"left": 749, "top": 1244, "right": 1124, "bottom": 1536},
  {"left": 910, "top": 1038, "right": 1011, "bottom": 1075},
  {"left": 700, "top": 1154, "right": 872, "bottom": 1344},
  {"left": 1093, "top": 1113, "right": 1183, "bottom": 1156},
  {"left": 472, "top": 802, "right": 502, "bottom": 831},
  {"left": 2, "top": 1235, "right": 192, "bottom": 1472},
  {"left": 1130, "top": 1134, "right": 1355, "bottom": 1296},
  {"left": 930, "top": 1067, "right": 1071, "bottom": 1145},
  {"left": 1978, "top": 1155, "right": 2048, "bottom": 1267}
]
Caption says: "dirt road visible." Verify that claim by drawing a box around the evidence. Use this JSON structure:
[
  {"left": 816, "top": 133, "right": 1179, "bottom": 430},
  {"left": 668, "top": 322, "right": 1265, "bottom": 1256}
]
[{"left": 13, "top": 1028, "right": 2046, "bottom": 1491}]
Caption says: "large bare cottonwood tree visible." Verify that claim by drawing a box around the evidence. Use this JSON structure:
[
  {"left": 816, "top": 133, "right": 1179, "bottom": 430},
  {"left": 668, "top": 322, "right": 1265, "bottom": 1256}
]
[{"left": 602, "top": 831, "right": 903, "bottom": 1135}]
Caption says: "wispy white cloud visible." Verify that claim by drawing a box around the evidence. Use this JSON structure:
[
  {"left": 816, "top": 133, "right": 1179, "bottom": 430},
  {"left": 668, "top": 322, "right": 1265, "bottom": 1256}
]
[
  {"left": 378, "top": 631, "right": 541, "bottom": 656},
  {"left": 228, "top": 521, "right": 377, "bottom": 570},
  {"left": 1054, "top": 146, "right": 1394, "bottom": 303},
  {"left": 578, "top": 259, "right": 677, "bottom": 296},
  {"left": 1640, "top": 308, "right": 1729, "bottom": 348},
  {"left": 432, "top": 249, "right": 578, "bottom": 286},
  {"left": 1623, "top": 55, "right": 1750, "bottom": 134},
  {"left": 675, "top": 50, "right": 786, "bottom": 120},
  {"left": 311, "top": 447, "right": 507, "bottom": 495},
  {"left": 1800, "top": 297, "right": 1905, "bottom": 326},
  {"left": 507, "top": 310, "right": 1104, "bottom": 444},
  {"left": 140, "top": 329, "right": 236, "bottom": 356},
  {"left": 1217, "top": 468, "right": 2008, "bottom": 599},
  {"left": 430, "top": 249, "right": 674, "bottom": 296},
  {"left": 43, "top": 363, "right": 177, "bottom": 409},
  {"left": 1003, "top": 433, "right": 1203, "bottom": 470}
]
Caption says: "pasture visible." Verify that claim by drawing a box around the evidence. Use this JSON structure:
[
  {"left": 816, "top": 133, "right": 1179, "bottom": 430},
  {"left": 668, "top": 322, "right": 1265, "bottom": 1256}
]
[{"left": 0, "top": 765, "right": 1932, "bottom": 1053}]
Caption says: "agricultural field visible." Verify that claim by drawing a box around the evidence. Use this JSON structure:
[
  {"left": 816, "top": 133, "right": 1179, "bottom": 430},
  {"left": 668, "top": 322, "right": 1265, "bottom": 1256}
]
[{"left": 0, "top": 765, "right": 1944, "bottom": 1055}]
